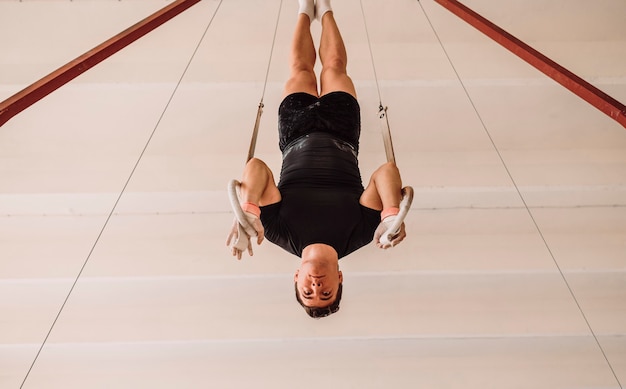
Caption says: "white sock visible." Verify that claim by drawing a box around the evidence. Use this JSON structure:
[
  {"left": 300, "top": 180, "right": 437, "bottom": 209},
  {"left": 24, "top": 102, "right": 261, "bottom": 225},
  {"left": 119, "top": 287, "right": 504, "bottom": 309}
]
[
  {"left": 298, "top": 0, "right": 315, "bottom": 23},
  {"left": 315, "top": 0, "right": 332, "bottom": 22}
]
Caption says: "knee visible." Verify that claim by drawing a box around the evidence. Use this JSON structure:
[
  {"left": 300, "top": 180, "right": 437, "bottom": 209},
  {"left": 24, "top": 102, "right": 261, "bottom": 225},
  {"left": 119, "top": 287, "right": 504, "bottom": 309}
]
[
  {"left": 290, "top": 58, "right": 315, "bottom": 75},
  {"left": 287, "top": 65, "right": 317, "bottom": 85},
  {"left": 289, "top": 68, "right": 316, "bottom": 84},
  {"left": 321, "top": 57, "right": 347, "bottom": 73}
]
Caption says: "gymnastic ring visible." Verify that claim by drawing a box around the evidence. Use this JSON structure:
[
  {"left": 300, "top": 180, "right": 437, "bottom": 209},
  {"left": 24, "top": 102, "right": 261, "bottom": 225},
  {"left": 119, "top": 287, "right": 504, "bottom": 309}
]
[
  {"left": 379, "top": 186, "right": 414, "bottom": 246},
  {"left": 227, "top": 179, "right": 258, "bottom": 238}
]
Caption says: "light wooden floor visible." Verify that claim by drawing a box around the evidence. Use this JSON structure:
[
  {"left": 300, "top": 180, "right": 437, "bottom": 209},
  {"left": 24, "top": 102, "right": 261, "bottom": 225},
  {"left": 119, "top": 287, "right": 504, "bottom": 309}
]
[{"left": 1, "top": 0, "right": 625, "bottom": 388}]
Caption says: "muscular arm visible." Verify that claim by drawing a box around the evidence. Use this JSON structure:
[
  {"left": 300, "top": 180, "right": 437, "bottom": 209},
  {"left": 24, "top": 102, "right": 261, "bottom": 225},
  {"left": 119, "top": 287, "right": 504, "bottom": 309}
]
[
  {"left": 360, "top": 162, "right": 402, "bottom": 211},
  {"left": 360, "top": 162, "right": 406, "bottom": 248},
  {"left": 226, "top": 158, "right": 281, "bottom": 259},
  {"left": 240, "top": 157, "right": 281, "bottom": 207}
]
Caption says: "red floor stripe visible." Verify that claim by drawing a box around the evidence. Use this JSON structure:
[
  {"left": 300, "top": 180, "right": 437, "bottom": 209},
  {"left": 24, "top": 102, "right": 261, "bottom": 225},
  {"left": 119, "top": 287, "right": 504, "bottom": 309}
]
[
  {"left": 0, "top": 0, "right": 202, "bottom": 127},
  {"left": 434, "top": 0, "right": 626, "bottom": 129}
]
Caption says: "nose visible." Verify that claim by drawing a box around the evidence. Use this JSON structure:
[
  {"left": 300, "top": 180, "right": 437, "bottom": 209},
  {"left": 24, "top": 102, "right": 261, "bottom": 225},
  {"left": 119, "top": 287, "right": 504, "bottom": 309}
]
[{"left": 310, "top": 277, "right": 323, "bottom": 288}]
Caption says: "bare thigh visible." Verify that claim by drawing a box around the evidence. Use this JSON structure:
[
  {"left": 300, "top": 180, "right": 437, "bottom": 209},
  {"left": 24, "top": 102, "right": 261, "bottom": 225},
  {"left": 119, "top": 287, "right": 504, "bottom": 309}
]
[
  {"left": 320, "top": 68, "right": 356, "bottom": 98},
  {"left": 284, "top": 70, "right": 318, "bottom": 98}
]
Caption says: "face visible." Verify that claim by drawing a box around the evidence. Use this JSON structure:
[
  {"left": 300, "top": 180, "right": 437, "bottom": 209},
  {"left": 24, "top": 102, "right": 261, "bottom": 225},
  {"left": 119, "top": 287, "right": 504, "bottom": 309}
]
[{"left": 294, "top": 258, "right": 343, "bottom": 308}]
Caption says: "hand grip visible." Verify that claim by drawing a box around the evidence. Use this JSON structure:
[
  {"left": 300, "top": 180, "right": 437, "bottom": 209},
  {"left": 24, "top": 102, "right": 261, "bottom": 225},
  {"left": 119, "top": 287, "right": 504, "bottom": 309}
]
[
  {"left": 227, "top": 179, "right": 258, "bottom": 240},
  {"left": 379, "top": 186, "right": 414, "bottom": 246}
]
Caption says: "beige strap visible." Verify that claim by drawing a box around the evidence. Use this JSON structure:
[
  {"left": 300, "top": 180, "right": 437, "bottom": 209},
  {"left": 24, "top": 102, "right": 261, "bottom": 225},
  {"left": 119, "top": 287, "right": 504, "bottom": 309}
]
[{"left": 379, "top": 105, "right": 396, "bottom": 164}]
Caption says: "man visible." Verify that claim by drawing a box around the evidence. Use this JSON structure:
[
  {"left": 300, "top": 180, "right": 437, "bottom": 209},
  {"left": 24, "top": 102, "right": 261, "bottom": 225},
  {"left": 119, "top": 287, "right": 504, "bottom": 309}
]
[{"left": 227, "top": 0, "right": 406, "bottom": 318}]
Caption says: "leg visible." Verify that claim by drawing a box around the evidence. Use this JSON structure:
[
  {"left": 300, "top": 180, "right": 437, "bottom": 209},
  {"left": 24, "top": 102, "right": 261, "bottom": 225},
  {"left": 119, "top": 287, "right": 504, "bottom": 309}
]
[
  {"left": 284, "top": 13, "right": 318, "bottom": 97},
  {"left": 319, "top": 11, "right": 356, "bottom": 98}
]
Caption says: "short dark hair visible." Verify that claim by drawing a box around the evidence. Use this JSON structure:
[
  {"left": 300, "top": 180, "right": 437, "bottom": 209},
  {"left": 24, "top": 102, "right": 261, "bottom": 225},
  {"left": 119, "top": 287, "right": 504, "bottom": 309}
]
[{"left": 294, "top": 282, "right": 343, "bottom": 319}]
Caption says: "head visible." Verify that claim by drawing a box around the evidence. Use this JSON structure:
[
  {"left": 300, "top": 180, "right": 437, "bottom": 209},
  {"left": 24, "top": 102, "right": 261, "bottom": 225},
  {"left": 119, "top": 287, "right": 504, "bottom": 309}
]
[
  {"left": 295, "top": 281, "right": 342, "bottom": 318},
  {"left": 294, "top": 244, "right": 344, "bottom": 319}
]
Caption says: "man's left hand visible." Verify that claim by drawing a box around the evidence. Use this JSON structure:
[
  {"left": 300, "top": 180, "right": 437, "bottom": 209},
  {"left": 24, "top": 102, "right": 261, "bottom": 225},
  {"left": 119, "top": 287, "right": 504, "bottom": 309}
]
[{"left": 373, "top": 216, "right": 406, "bottom": 249}]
